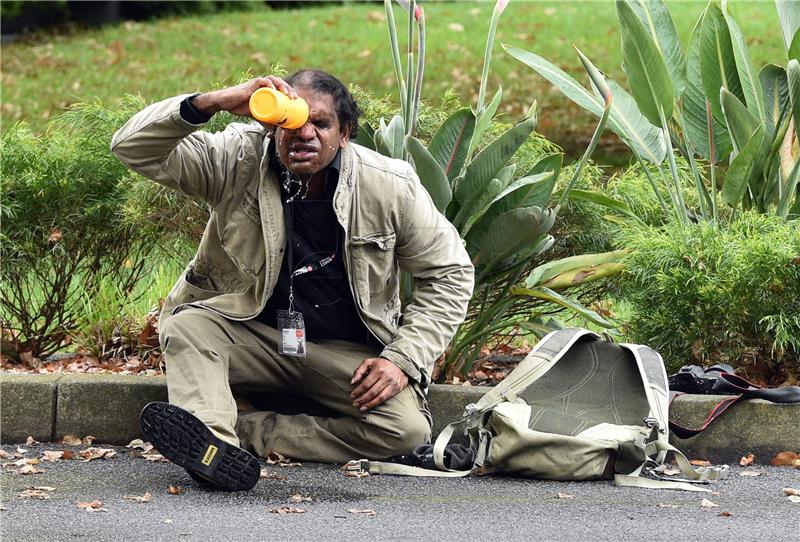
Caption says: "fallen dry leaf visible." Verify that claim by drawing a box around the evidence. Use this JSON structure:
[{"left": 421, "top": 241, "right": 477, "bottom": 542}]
[
  {"left": 783, "top": 487, "right": 800, "bottom": 497},
  {"left": 700, "top": 498, "right": 719, "bottom": 509},
  {"left": 788, "top": 496, "right": 800, "bottom": 503},
  {"left": 264, "top": 450, "right": 300, "bottom": 467},
  {"left": 690, "top": 459, "right": 711, "bottom": 467},
  {"left": 61, "top": 435, "right": 82, "bottom": 446},
  {"left": 661, "top": 467, "right": 681, "bottom": 476},
  {"left": 78, "top": 500, "right": 107, "bottom": 512},
  {"left": 142, "top": 450, "right": 167, "bottom": 462},
  {"left": 557, "top": 493, "right": 575, "bottom": 500},
  {"left": 657, "top": 503, "right": 678, "bottom": 509},
  {"left": 270, "top": 506, "right": 306, "bottom": 514},
  {"left": 123, "top": 492, "right": 152, "bottom": 504},
  {"left": 48, "top": 229, "right": 62, "bottom": 243},
  {"left": 42, "top": 451, "right": 64, "bottom": 462},
  {"left": 79, "top": 447, "right": 116, "bottom": 462},
  {"left": 126, "top": 439, "right": 154, "bottom": 453},
  {"left": 739, "top": 453, "right": 755, "bottom": 466},
  {"left": 348, "top": 508, "right": 377, "bottom": 517},
  {"left": 260, "top": 468, "right": 288, "bottom": 481},
  {"left": 737, "top": 470, "right": 762, "bottom": 477},
  {"left": 16, "top": 447, "right": 28, "bottom": 455},
  {"left": 14, "top": 458, "right": 39, "bottom": 467},
  {"left": 82, "top": 436, "right": 96, "bottom": 446},
  {"left": 62, "top": 450, "right": 74, "bottom": 460},
  {"left": 770, "top": 451, "right": 799, "bottom": 467},
  {"left": 289, "top": 493, "right": 312, "bottom": 504},
  {"left": 719, "top": 511, "right": 733, "bottom": 517},
  {"left": 25, "top": 436, "right": 38, "bottom": 446},
  {"left": 167, "top": 486, "right": 182, "bottom": 495},
  {"left": 18, "top": 487, "right": 53, "bottom": 499},
  {"left": 18, "top": 464, "right": 44, "bottom": 475},
  {"left": 0, "top": 450, "right": 12, "bottom": 460}
]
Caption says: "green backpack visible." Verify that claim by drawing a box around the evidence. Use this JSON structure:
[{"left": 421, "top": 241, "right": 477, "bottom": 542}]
[{"left": 349, "top": 328, "right": 728, "bottom": 491}]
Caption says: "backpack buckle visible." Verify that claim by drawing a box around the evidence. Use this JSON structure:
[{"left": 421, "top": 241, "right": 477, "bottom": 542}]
[
  {"left": 342, "top": 459, "right": 369, "bottom": 475},
  {"left": 643, "top": 416, "right": 660, "bottom": 430}
]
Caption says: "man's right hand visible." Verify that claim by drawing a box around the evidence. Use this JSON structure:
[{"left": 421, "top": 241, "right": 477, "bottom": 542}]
[{"left": 190, "top": 76, "right": 296, "bottom": 117}]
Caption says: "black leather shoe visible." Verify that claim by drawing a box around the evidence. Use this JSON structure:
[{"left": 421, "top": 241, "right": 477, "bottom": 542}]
[{"left": 139, "top": 402, "right": 260, "bottom": 492}]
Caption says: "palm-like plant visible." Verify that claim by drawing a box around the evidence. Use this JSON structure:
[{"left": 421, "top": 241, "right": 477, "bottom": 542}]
[
  {"left": 506, "top": 0, "right": 800, "bottom": 223},
  {"left": 364, "top": 0, "right": 625, "bottom": 378}
]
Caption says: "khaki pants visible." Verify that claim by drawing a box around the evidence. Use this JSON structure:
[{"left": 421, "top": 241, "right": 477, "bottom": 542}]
[{"left": 159, "top": 307, "right": 431, "bottom": 463}]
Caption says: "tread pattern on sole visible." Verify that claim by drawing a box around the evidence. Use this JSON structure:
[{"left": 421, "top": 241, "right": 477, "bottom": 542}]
[{"left": 140, "top": 402, "right": 260, "bottom": 491}]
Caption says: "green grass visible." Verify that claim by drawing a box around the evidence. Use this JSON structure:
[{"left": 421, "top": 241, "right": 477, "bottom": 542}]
[{"left": 1, "top": 1, "right": 785, "bottom": 157}]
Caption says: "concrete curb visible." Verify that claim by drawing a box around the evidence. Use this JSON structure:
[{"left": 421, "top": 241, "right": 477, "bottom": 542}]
[{"left": 2, "top": 373, "right": 797, "bottom": 463}]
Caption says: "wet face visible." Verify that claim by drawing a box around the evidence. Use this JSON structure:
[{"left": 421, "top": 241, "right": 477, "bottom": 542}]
[{"left": 274, "top": 87, "right": 349, "bottom": 180}]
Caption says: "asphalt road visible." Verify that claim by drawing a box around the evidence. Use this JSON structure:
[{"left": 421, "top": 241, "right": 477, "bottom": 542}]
[{"left": 2, "top": 443, "right": 799, "bottom": 542}]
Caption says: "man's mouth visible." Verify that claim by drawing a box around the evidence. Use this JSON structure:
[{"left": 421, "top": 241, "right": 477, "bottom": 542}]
[{"left": 288, "top": 145, "right": 319, "bottom": 161}]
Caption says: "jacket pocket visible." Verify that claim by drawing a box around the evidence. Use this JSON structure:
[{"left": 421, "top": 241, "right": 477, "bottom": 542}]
[
  {"left": 221, "top": 193, "right": 266, "bottom": 277},
  {"left": 349, "top": 232, "right": 397, "bottom": 297}
]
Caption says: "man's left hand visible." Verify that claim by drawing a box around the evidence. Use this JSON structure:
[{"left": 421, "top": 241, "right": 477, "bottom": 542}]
[{"left": 350, "top": 358, "right": 409, "bottom": 411}]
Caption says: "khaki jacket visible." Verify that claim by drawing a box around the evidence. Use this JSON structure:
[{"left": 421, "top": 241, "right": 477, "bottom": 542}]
[{"left": 111, "top": 95, "right": 474, "bottom": 386}]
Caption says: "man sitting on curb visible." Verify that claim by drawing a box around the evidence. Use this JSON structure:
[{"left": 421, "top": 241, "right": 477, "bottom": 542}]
[{"left": 111, "top": 70, "right": 474, "bottom": 491}]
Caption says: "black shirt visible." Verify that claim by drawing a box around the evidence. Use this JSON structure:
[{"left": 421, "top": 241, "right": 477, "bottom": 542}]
[{"left": 257, "top": 144, "right": 377, "bottom": 344}]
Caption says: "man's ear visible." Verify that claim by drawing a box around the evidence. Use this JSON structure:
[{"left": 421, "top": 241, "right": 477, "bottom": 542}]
[{"left": 339, "top": 125, "right": 351, "bottom": 148}]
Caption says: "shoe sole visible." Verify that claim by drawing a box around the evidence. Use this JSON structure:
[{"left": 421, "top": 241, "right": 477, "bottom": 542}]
[{"left": 139, "top": 402, "right": 260, "bottom": 492}]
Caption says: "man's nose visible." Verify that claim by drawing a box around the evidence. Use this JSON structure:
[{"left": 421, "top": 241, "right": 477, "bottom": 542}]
[{"left": 296, "top": 122, "right": 315, "bottom": 140}]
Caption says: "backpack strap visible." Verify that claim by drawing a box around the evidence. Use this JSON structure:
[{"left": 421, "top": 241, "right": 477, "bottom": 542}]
[{"left": 615, "top": 344, "right": 729, "bottom": 491}]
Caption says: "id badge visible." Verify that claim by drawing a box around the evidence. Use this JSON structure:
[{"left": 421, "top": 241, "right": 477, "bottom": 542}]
[{"left": 277, "top": 310, "right": 307, "bottom": 357}]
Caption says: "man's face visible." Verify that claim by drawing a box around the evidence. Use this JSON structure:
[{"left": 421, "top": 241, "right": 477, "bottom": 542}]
[{"left": 274, "top": 87, "right": 349, "bottom": 179}]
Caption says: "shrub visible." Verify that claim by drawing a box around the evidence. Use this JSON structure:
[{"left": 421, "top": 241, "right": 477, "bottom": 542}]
[
  {"left": 0, "top": 118, "right": 164, "bottom": 358},
  {"left": 617, "top": 212, "right": 800, "bottom": 376}
]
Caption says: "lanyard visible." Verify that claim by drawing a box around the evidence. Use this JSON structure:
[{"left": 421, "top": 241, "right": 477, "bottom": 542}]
[{"left": 283, "top": 201, "right": 336, "bottom": 313}]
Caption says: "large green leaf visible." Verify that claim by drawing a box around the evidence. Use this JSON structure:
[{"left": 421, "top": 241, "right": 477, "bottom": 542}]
[
  {"left": 523, "top": 153, "right": 563, "bottom": 189},
  {"left": 454, "top": 177, "right": 504, "bottom": 232},
  {"left": 352, "top": 121, "right": 376, "bottom": 151},
  {"left": 427, "top": 108, "right": 476, "bottom": 180},
  {"left": 790, "top": 29, "right": 800, "bottom": 62},
  {"left": 404, "top": 135, "right": 452, "bottom": 212},
  {"left": 455, "top": 116, "right": 535, "bottom": 205},
  {"left": 722, "top": 124, "right": 765, "bottom": 207},
  {"left": 616, "top": 0, "right": 675, "bottom": 126},
  {"left": 455, "top": 164, "right": 515, "bottom": 232},
  {"left": 698, "top": 3, "right": 744, "bottom": 119},
  {"left": 374, "top": 115, "right": 405, "bottom": 159},
  {"left": 720, "top": 88, "right": 760, "bottom": 152},
  {"left": 509, "top": 286, "right": 614, "bottom": 327},
  {"left": 504, "top": 45, "right": 665, "bottom": 163},
  {"left": 627, "top": 0, "right": 686, "bottom": 96},
  {"left": 760, "top": 64, "right": 790, "bottom": 131},
  {"left": 566, "top": 189, "right": 644, "bottom": 223},
  {"left": 465, "top": 171, "right": 556, "bottom": 252},
  {"left": 788, "top": 59, "right": 800, "bottom": 133},
  {"left": 683, "top": 13, "right": 733, "bottom": 161},
  {"left": 722, "top": 6, "right": 767, "bottom": 128},
  {"left": 776, "top": 0, "right": 800, "bottom": 54},
  {"left": 525, "top": 249, "right": 627, "bottom": 288},
  {"left": 468, "top": 87, "right": 503, "bottom": 160},
  {"left": 474, "top": 206, "right": 555, "bottom": 276}
]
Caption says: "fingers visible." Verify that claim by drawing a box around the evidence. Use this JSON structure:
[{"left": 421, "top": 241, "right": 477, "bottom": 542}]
[
  {"left": 350, "top": 358, "right": 409, "bottom": 411},
  {"left": 350, "top": 358, "right": 373, "bottom": 386},
  {"left": 254, "top": 76, "right": 297, "bottom": 99}
]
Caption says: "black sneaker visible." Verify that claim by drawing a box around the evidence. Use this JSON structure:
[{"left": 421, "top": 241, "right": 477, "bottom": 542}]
[{"left": 139, "top": 402, "right": 260, "bottom": 492}]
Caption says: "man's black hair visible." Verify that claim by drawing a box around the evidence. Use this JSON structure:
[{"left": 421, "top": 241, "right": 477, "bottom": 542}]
[{"left": 287, "top": 69, "right": 362, "bottom": 139}]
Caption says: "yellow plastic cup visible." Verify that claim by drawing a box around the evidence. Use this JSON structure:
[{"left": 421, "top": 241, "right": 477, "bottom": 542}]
[{"left": 248, "top": 88, "right": 309, "bottom": 129}]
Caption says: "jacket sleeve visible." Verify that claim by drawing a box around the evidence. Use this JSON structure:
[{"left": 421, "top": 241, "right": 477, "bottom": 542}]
[
  {"left": 110, "top": 95, "right": 242, "bottom": 206},
  {"left": 379, "top": 164, "right": 475, "bottom": 387}
]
